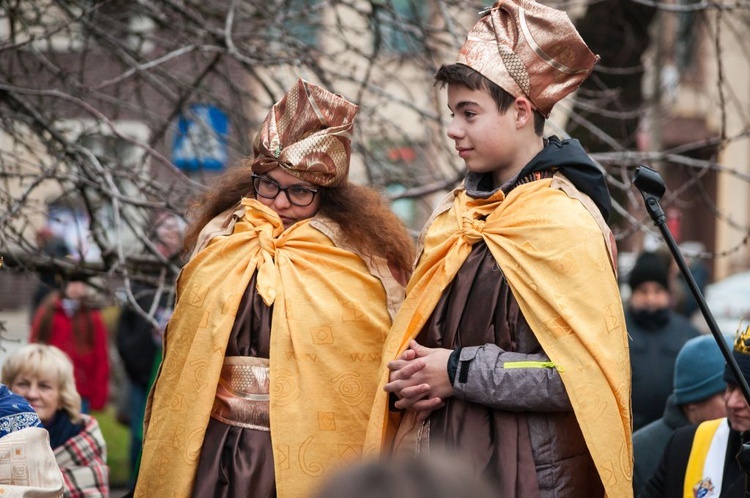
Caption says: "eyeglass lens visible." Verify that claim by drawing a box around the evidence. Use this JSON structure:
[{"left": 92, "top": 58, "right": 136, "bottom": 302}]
[{"left": 253, "top": 176, "right": 317, "bottom": 207}]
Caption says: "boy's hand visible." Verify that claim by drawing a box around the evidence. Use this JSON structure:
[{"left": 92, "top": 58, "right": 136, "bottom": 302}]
[{"left": 385, "top": 340, "right": 454, "bottom": 418}]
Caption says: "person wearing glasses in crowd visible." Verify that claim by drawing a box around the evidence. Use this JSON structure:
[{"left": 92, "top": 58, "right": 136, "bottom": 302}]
[{"left": 136, "top": 79, "right": 414, "bottom": 498}]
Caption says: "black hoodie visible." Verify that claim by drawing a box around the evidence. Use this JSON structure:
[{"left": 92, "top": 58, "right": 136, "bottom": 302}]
[{"left": 464, "top": 135, "right": 612, "bottom": 221}]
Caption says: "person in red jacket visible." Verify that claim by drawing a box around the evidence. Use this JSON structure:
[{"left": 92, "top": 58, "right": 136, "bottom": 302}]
[{"left": 30, "top": 279, "right": 110, "bottom": 412}]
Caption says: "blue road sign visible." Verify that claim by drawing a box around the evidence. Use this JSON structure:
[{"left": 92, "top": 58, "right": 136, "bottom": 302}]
[{"left": 172, "top": 104, "right": 229, "bottom": 171}]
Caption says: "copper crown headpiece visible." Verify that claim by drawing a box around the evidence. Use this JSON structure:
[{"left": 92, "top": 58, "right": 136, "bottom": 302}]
[
  {"left": 251, "top": 79, "right": 358, "bottom": 187},
  {"left": 456, "top": 0, "right": 599, "bottom": 118}
]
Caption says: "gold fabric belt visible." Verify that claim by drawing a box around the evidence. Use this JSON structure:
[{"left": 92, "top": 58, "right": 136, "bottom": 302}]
[{"left": 210, "top": 356, "right": 270, "bottom": 431}]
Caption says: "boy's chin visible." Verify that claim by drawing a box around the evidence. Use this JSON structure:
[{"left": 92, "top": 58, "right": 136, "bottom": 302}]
[
  {"left": 465, "top": 165, "right": 498, "bottom": 176},
  {"left": 464, "top": 162, "right": 489, "bottom": 173}
]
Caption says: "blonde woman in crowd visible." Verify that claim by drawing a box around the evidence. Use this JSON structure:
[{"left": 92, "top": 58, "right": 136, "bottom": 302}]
[
  {"left": 0, "top": 381, "right": 64, "bottom": 497},
  {"left": 2, "top": 344, "right": 108, "bottom": 497}
]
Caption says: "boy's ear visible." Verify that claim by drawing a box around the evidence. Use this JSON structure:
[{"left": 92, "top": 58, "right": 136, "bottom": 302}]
[{"left": 513, "top": 97, "right": 535, "bottom": 129}]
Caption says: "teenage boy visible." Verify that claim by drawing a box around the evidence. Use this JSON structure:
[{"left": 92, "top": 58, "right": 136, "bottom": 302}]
[{"left": 364, "top": 1, "right": 632, "bottom": 497}]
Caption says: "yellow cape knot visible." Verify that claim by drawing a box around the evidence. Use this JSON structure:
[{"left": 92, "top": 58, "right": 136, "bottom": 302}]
[
  {"left": 258, "top": 230, "right": 278, "bottom": 256},
  {"left": 255, "top": 228, "right": 283, "bottom": 306},
  {"left": 734, "top": 324, "right": 750, "bottom": 354},
  {"left": 460, "top": 215, "right": 485, "bottom": 244}
]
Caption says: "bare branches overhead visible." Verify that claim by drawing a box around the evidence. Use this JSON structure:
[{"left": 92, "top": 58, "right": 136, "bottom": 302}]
[{"left": 1, "top": 0, "right": 750, "bottom": 299}]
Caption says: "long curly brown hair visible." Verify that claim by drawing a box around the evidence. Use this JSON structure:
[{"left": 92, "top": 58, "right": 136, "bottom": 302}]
[{"left": 183, "top": 166, "right": 415, "bottom": 282}]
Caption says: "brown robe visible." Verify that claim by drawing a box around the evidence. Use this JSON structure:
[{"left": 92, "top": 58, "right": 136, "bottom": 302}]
[
  {"left": 192, "top": 274, "right": 276, "bottom": 498},
  {"left": 414, "top": 240, "right": 604, "bottom": 498}
]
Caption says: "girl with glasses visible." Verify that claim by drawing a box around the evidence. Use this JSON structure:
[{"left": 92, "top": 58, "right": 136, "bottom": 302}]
[{"left": 136, "top": 79, "right": 414, "bottom": 498}]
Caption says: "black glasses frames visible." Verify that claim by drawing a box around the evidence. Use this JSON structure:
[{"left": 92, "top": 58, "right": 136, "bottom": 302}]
[{"left": 251, "top": 174, "right": 319, "bottom": 207}]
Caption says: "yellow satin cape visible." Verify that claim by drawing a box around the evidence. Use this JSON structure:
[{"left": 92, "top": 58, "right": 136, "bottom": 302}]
[
  {"left": 136, "top": 198, "right": 401, "bottom": 498},
  {"left": 365, "top": 175, "right": 632, "bottom": 497}
]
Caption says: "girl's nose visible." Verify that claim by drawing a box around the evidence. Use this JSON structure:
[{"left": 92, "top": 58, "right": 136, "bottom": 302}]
[{"left": 273, "top": 190, "right": 291, "bottom": 209}]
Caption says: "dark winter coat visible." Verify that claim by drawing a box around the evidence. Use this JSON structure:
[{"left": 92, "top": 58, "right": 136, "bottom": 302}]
[
  {"left": 627, "top": 308, "right": 700, "bottom": 430},
  {"left": 116, "top": 284, "right": 174, "bottom": 388},
  {"left": 639, "top": 422, "right": 744, "bottom": 498},
  {"left": 632, "top": 394, "right": 691, "bottom": 494}
]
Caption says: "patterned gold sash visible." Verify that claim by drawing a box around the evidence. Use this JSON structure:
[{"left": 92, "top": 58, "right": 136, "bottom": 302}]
[{"left": 211, "top": 356, "right": 270, "bottom": 431}]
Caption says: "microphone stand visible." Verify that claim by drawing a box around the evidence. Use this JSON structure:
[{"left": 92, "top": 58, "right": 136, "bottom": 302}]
[{"left": 632, "top": 165, "right": 750, "bottom": 496}]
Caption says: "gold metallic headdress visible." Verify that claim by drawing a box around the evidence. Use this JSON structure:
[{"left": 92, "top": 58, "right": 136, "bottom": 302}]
[
  {"left": 251, "top": 79, "right": 358, "bottom": 187},
  {"left": 457, "top": 0, "right": 599, "bottom": 118},
  {"left": 734, "top": 324, "right": 750, "bottom": 355},
  {"left": 725, "top": 323, "right": 750, "bottom": 386}
]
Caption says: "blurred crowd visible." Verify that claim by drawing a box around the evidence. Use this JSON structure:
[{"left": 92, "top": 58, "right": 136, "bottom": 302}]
[{"left": 0, "top": 211, "right": 184, "bottom": 496}]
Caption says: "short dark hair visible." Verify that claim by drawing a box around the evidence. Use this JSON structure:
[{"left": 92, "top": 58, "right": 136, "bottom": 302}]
[{"left": 434, "top": 63, "right": 545, "bottom": 136}]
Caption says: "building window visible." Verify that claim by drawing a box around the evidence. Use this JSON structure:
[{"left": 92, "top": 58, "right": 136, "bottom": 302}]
[
  {"left": 288, "top": 0, "right": 321, "bottom": 47},
  {"left": 1, "top": 1, "right": 156, "bottom": 54},
  {"left": 372, "top": 0, "right": 426, "bottom": 55},
  {"left": 367, "top": 139, "right": 435, "bottom": 229},
  {"left": 266, "top": 0, "right": 323, "bottom": 50}
]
